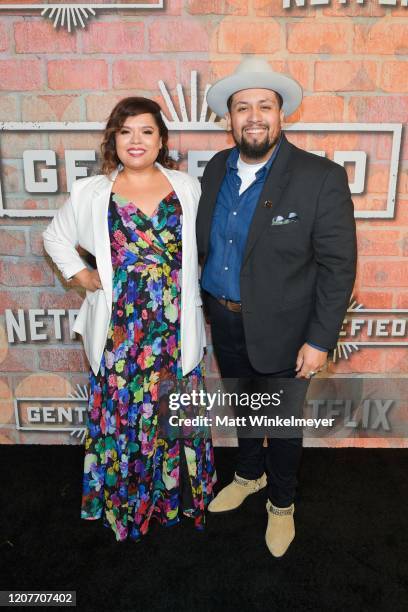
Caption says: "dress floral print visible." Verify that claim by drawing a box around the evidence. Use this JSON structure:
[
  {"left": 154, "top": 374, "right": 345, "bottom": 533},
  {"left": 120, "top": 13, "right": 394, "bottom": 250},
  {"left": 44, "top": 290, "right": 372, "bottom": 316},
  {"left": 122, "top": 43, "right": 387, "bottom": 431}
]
[{"left": 81, "top": 190, "right": 216, "bottom": 541}]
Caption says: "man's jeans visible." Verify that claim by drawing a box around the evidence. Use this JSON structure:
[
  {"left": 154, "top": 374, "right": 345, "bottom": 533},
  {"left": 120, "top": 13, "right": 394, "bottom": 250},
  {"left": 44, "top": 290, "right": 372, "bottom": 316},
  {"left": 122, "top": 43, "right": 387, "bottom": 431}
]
[{"left": 204, "top": 291, "right": 303, "bottom": 508}]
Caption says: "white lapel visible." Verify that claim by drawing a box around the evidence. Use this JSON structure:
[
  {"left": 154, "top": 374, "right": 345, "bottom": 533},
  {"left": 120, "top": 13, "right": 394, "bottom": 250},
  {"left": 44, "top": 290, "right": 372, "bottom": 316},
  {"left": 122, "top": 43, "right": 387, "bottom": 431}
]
[{"left": 91, "top": 168, "right": 119, "bottom": 309}]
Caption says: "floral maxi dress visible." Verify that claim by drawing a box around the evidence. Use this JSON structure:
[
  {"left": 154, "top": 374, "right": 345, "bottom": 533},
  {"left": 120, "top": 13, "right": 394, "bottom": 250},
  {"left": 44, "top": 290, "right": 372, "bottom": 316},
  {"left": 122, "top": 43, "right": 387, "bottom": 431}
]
[{"left": 81, "top": 190, "right": 216, "bottom": 542}]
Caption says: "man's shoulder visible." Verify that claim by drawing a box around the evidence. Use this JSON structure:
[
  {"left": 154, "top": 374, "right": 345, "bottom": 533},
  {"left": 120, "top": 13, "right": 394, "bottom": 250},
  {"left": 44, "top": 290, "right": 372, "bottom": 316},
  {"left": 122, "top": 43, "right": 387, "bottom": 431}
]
[{"left": 205, "top": 147, "right": 235, "bottom": 170}]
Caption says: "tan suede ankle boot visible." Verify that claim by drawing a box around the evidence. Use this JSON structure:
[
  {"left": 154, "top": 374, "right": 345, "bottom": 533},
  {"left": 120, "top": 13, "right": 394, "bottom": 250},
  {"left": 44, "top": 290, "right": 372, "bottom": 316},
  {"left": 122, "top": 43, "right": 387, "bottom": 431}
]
[
  {"left": 207, "top": 473, "right": 267, "bottom": 513},
  {"left": 265, "top": 499, "right": 295, "bottom": 558}
]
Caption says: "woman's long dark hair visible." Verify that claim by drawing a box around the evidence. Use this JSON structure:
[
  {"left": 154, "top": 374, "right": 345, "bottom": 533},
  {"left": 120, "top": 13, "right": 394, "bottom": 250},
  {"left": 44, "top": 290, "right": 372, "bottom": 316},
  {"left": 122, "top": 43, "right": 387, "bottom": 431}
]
[{"left": 101, "top": 97, "right": 175, "bottom": 175}]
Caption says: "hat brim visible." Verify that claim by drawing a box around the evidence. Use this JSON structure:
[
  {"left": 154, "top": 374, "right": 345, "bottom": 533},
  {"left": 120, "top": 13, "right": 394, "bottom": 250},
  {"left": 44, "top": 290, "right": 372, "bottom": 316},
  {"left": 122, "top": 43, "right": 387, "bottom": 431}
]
[{"left": 206, "top": 72, "right": 303, "bottom": 118}]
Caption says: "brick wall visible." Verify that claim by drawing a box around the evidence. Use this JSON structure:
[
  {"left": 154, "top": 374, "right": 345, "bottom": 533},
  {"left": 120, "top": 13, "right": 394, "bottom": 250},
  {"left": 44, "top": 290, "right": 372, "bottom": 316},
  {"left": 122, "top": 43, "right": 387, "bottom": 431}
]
[{"left": 0, "top": 1, "right": 406, "bottom": 444}]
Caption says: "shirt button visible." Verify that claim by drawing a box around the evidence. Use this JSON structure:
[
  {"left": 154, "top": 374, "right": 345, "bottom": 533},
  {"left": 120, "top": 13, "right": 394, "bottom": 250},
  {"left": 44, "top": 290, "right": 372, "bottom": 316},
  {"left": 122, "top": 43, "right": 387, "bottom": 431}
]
[
  {"left": 229, "top": 239, "right": 233, "bottom": 243},
  {"left": 233, "top": 211, "right": 237, "bottom": 216},
  {"left": 224, "top": 266, "right": 228, "bottom": 271}
]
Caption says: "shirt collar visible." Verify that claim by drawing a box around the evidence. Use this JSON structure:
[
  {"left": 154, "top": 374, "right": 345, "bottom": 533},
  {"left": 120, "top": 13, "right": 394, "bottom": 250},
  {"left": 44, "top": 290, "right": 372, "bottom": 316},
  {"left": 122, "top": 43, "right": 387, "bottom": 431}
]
[{"left": 226, "top": 132, "right": 283, "bottom": 176}]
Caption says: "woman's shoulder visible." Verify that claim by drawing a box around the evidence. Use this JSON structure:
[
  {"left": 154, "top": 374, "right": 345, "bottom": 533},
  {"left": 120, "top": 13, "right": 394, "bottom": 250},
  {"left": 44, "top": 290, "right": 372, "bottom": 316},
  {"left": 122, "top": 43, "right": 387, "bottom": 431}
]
[
  {"left": 160, "top": 166, "right": 200, "bottom": 191},
  {"left": 70, "top": 172, "right": 113, "bottom": 195}
]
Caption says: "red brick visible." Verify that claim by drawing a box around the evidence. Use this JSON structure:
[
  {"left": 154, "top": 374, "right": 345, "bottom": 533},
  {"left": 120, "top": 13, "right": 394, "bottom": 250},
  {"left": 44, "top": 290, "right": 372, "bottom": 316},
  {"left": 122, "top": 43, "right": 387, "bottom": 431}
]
[
  {"left": 323, "top": 2, "right": 386, "bottom": 17},
  {"left": 86, "top": 93, "right": 124, "bottom": 121},
  {"left": 0, "top": 400, "right": 14, "bottom": 424},
  {"left": 0, "top": 261, "right": 54, "bottom": 287},
  {"left": 287, "top": 22, "right": 350, "bottom": 54},
  {"left": 402, "top": 232, "right": 408, "bottom": 257},
  {"left": 2, "top": 163, "right": 22, "bottom": 193},
  {"left": 29, "top": 227, "right": 47, "bottom": 257},
  {"left": 362, "top": 261, "right": 408, "bottom": 287},
  {"left": 21, "top": 95, "right": 81, "bottom": 121},
  {"left": 187, "top": 0, "right": 248, "bottom": 15},
  {"left": 149, "top": 19, "right": 210, "bottom": 52},
  {"left": 216, "top": 20, "right": 281, "bottom": 54},
  {"left": 357, "top": 230, "right": 401, "bottom": 256},
  {"left": 0, "top": 378, "right": 12, "bottom": 400},
  {"left": 113, "top": 60, "right": 177, "bottom": 91},
  {"left": 380, "top": 62, "right": 408, "bottom": 93},
  {"left": 0, "top": 95, "right": 17, "bottom": 121},
  {"left": 5, "top": 198, "right": 50, "bottom": 213},
  {"left": 366, "top": 164, "right": 391, "bottom": 194},
  {"left": 289, "top": 95, "right": 344, "bottom": 123},
  {"left": 39, "top": 290, "right": 83, "bottom": 310},
  {"left": 15, "top": 373, "right": 72, "bottom": 397},
  {"left": 1, "top": 348, "right": 36, "bottom": 372},
  {"left": 353, "top": 291, "right": 394, "bottom": 309},
  {"left": 1, "top": 131, "right": 48, "bottom": 159},
  {"left": 376, "top": 132, "right": 408, "bottom": 162},
  {"left": 0, "top": 290, "right": 35, "bottom": 315},
  {"left": 305, "top": 133, "right": 359, "bottom": 159},
  {"left": 0, "top": 23, "right": 8, "bottom": 51},
  {"left": 396, "top": 292, "right": 408, "bottom": 308},
  {"left": 0, "top": 60, "right": 43, "bottom": 91},
  {"left": 48, "top": 60, "right": 108, "bottom": 91},
  {"left": 14, "top": 21, "right": 76, "bottom": 53},
  {"left": 39, "top": 349, "right": 87, "bottom": 372},
  {"left": 397, "top": 169, "right": 408, "bottom": 196},
  {"left": 329, "top": 348, "right": 384, "bottom": 374},
  {"left": 354, "top": 23, "right": 407, "bottom": 55},
  {"left": 349, "top": 96, "right": 408, "bottom": 123},
  {"left": 82, "top": 22, "right": 144, "bottom": 53},
  {"left": 315, "top": 61, "right": 377, "bottom": 92},
  {"left": 254, "top": 0, "right": 316, "bottom": 17},
  {"left": 0, "top": 230, "right": 26, "bottom": 256},
  {"left": 383, "top": 349, "right": 408, "bottom": 374}
]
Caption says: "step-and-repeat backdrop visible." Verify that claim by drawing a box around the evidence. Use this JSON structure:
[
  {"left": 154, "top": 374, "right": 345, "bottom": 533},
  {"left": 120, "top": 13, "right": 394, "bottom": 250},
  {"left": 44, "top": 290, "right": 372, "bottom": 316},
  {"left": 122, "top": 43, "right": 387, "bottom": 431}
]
[{"left": 0, "top": 1, "right": 406, "bottom": 446}]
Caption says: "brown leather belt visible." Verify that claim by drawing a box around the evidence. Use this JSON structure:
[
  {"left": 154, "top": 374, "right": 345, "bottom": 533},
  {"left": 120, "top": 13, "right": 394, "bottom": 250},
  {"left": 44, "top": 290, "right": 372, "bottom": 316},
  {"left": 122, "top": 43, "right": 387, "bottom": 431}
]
[{"left": 217, "top": 297, "right": 242, "bottom": 312}]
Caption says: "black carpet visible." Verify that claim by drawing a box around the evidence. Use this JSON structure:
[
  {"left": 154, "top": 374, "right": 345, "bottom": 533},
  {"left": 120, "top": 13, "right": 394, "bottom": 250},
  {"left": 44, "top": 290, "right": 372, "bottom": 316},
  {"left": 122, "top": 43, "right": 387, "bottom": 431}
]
[{"left": 1, "top": 445, "right": 407, "bottom": 611}]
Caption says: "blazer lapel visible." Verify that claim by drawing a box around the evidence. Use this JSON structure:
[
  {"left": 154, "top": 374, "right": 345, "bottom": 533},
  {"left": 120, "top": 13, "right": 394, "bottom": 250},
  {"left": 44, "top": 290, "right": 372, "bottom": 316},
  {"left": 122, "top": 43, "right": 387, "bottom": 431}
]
[
  {"left": 91, "top": 168, "right": 119, "bottom": 309},
  {"left": 242, "top": 133, "right": 293, "bottom": 266}
]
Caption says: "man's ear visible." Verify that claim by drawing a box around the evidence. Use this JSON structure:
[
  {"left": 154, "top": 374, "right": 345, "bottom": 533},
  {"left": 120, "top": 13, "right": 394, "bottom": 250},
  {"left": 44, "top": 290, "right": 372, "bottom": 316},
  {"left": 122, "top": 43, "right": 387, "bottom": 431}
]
[
  {"left": 225, "top": 112, "right": 232, "bottom": 131},
  {"left": 279, "top": 109, "right": 284, "bottom": 124}
]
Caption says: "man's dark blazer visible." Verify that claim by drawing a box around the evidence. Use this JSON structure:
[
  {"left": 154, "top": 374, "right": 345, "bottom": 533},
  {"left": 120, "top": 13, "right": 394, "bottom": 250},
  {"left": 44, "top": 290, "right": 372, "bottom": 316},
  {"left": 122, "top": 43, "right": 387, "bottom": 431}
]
[{"left": 196, "top": 132, "right": 357, "bottom": 373}]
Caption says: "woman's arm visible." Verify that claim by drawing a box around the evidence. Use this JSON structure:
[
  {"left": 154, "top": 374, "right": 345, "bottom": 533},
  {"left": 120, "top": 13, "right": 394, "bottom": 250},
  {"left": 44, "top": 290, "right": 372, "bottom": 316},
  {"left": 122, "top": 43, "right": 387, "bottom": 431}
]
[{"left": 42, "top": 190, "right": 102, "bottom": 291}]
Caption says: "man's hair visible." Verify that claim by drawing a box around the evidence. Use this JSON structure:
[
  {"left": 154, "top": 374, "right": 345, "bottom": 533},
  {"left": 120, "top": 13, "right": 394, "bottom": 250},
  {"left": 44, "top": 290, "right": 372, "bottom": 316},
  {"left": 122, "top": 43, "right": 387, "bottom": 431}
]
[{"left": 226, "top": 90, "right": 283, "bottom": 112}]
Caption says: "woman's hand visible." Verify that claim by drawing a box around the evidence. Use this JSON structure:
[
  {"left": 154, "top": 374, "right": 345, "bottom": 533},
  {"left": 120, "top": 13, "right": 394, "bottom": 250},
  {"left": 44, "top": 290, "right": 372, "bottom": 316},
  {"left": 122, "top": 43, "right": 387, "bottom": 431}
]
[{"left": 73, "top": 268, "right": 103, "bottom": 291}]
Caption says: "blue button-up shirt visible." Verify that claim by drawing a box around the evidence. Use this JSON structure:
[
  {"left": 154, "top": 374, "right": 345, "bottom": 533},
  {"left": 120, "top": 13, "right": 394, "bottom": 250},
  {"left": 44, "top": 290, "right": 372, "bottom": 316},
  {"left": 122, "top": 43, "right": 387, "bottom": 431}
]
[
  {"left": 201, "top": 139, "right": 282, "bottom": 302},
  {"left": 201, "top": 138, "right": 328, "bottom": 354}
]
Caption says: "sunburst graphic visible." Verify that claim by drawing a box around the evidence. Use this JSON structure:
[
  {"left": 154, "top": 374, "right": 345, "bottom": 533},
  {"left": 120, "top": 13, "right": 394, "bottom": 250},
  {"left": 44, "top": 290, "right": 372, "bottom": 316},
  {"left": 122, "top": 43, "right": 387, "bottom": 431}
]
[
  {"left": 41, "top": 4, "right": 96, "bottom": 32},
  {"left": 159, "top": 71, "right": 224, "bottom": 131},
  {"left": 68, "top": 383, "right": 89, "bottom": 443}
]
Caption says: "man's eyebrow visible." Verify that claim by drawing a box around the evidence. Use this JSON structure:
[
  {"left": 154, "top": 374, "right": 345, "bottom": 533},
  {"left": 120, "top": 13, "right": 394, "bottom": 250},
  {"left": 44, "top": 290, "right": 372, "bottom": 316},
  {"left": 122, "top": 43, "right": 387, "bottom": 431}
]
[{"left": 234, "top": 98, "right": 277, "bottom": 105}]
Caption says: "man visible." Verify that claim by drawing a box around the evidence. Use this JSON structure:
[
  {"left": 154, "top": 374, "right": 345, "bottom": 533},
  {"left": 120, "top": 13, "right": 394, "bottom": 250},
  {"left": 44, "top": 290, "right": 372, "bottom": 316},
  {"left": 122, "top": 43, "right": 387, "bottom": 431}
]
[{"left": 196, "top": 57, "right": 357, "bottom": 558}]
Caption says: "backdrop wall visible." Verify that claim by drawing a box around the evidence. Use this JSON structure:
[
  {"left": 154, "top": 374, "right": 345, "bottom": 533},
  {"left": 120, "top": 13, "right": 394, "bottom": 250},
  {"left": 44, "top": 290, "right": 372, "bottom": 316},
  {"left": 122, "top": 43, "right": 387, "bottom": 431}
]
[{"left": 0, "top": 0, "right": 406, "bottom": 446}]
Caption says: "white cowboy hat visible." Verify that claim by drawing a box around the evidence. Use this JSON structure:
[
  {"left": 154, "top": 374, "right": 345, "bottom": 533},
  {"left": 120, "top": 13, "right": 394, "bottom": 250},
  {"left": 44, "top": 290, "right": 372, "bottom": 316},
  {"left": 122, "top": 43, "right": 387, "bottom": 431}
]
[{"left": 206, "top": 57, "right": 303, "bottom": 118}]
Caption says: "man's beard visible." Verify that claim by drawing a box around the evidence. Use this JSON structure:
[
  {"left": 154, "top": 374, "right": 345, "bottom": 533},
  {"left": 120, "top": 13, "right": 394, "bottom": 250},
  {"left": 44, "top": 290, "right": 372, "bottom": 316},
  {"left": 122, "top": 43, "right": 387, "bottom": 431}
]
[{"left": 234, "top": 127, "right": 280, "bottom": 160}]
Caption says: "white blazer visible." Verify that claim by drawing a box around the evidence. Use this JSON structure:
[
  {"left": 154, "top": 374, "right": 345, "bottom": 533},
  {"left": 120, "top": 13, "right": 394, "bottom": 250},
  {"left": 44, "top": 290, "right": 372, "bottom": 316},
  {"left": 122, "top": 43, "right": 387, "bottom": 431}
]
[{"left": 42, "top": 163, "right": 206, "bottom": 376}]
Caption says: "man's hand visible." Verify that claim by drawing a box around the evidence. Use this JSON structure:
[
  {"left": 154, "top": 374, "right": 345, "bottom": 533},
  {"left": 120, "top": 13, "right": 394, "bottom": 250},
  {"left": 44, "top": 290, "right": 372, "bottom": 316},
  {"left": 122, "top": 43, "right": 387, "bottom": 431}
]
[
  {"left": 72, "top": 268, "right": 103, "bottom": 291},
  {"left": 295, "top": 343, "right": 328, "bottom": 379}
]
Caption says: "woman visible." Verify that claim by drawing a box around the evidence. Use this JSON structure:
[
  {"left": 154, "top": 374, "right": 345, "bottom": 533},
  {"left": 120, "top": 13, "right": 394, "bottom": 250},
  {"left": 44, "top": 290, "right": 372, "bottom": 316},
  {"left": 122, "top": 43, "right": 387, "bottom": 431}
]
[{"left": 42, "top": 97, "right": 216, "bottom": 542}]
